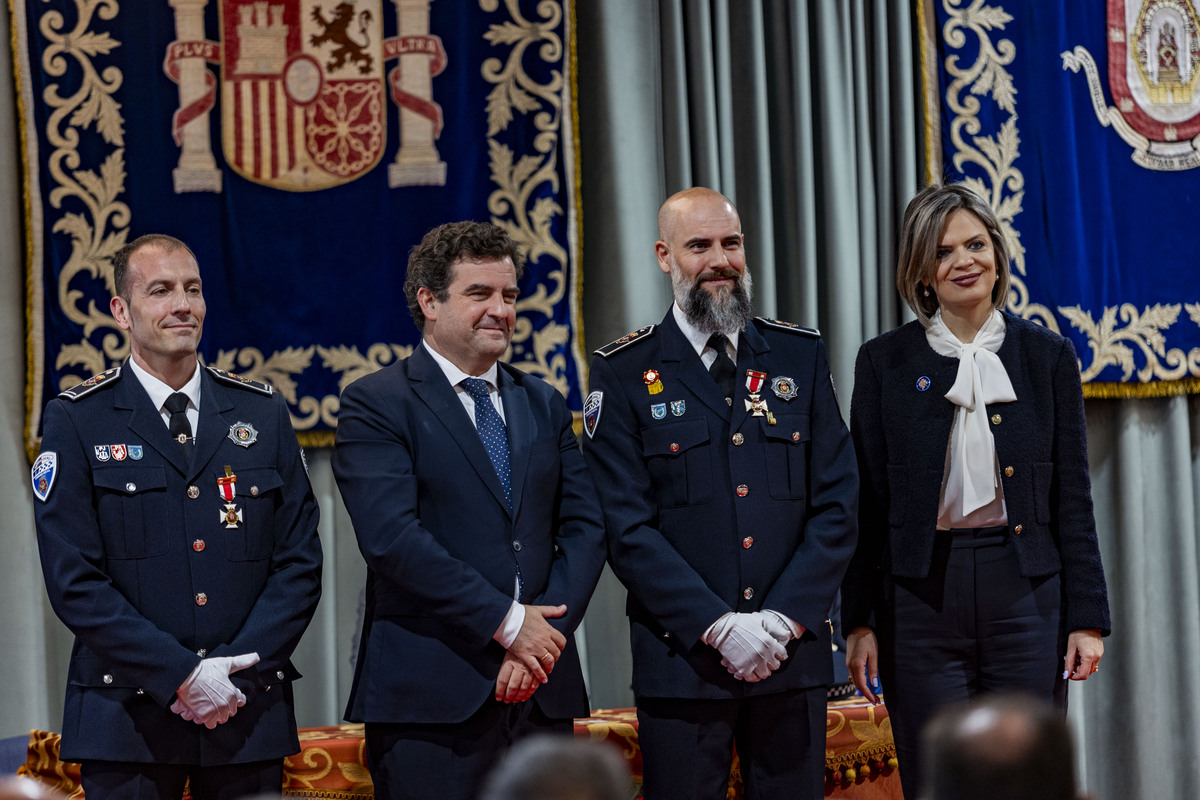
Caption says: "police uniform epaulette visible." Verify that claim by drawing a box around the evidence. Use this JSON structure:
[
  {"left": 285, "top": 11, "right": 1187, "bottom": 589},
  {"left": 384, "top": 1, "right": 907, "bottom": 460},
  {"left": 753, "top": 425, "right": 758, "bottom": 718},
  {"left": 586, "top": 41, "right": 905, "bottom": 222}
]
[
  {"left": 59, "top": 366, "right": 122, "bottom": 401},
  {"left": 206, "top": 366, "right": 274, "bottom": 396},
  {"left": 593, "top": 325, "right": 656, "bottom": 358},
  {"left": 755, "top": 317, "right": 820, "bottom": 338}
]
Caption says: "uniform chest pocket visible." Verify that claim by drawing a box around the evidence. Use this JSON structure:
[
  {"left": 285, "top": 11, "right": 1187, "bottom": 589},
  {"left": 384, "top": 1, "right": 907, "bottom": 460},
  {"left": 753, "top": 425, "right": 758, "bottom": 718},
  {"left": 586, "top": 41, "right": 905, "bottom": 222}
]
[
  {"left": 93, "top": 467, "right": 169, "bottom": 559},
  {"left": 763, "top": 414, "right": 810, "bottom": 500},
  {"left": 220, "top": 466, "right": 283, "bottom": 561},
  {"left": 642, "top": 419, "right": 712, "bottom": 508}
]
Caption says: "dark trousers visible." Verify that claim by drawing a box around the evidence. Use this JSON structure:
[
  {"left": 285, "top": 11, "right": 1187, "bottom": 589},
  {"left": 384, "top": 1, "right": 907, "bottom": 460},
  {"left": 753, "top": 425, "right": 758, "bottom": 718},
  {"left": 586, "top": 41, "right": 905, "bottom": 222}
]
[
  {"left": 877, "top": 527, "right": 1066, "bottom": 799},
  {"left": 80, "top": 759, "right": 283, "bottom": 800},
  {"left": 365, "top": 698, "right": 572, "bottom": 800},
  {"left": 637, "top": 686, "right": 827, "bottom": 800}
]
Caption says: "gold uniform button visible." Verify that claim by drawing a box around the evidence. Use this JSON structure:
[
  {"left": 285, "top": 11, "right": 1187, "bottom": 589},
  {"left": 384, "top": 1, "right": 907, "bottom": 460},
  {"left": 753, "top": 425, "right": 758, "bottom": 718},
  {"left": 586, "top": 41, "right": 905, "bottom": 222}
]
[
  {"left": 670, "top": 443, "right": 680, "bottom": 453},
  {"left": 991, "top": 414, "right": 1002, "bottom": 424},
  {"left": 195, "top": 593, "right": 208, "bottom": 606},
  {"left": 732, "top": 433, "right": 744, "bottom": 446},
  {"left": 742, "top": 587, "right": 754, "bottom": 600},
  {"left": 1014, "top": 524, "right": 1023, "bottom": 535},
  {"left": 187, "top": 485, "right": 200, "bottom": 499},
  {"left": 742, "top": 537, "right": 754, "bottom": 549},
  {"left": 192, "top": 539, "right": 206, "bottom": 552},
  {"left": 736, "top": 484, "right": 749, "bottom": 497},
  {"left": 1004, "top": 466, "right": 1014, "bottom": 477}
]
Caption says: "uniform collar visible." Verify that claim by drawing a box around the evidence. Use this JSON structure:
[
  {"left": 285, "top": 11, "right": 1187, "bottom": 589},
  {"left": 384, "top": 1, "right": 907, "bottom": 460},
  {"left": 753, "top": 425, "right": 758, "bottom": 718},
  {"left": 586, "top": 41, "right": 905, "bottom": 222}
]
[
  {"left": 421, "top": 340, "right": 501, "bottom": 391},
  {"left": 126, "top": 356, "right": 202, "bottom": 413},
  {"left": 671, "top": 302, "right": 739, "bottom": 360}
]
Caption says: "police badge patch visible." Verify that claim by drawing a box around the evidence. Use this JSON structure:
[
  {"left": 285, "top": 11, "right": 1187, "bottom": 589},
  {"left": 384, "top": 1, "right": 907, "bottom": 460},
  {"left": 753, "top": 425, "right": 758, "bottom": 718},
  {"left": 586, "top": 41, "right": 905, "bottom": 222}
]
[
  {"left": 583, "top": 391, "right": 603, "bottom": 439},
  {"left": 31, "top": 452, "right": 57, "bottom": 502}
]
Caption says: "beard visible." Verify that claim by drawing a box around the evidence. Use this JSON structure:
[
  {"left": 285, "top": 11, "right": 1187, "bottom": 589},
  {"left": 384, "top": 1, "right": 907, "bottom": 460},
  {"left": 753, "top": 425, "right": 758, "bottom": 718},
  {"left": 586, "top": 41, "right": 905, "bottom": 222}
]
[{"left": 671, "top": 263, "right": 754, "bottom": 336}]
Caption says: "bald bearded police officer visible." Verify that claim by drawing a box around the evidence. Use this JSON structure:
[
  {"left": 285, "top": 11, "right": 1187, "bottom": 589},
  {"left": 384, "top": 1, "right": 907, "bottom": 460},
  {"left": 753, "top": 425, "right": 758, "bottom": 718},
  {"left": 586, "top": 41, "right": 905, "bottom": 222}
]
[
  {"left": 32, "top": 234, "right": 323, "bottom": 800},
  {"left": 583, "top": 188, "right": 858, "bottom": 800}
]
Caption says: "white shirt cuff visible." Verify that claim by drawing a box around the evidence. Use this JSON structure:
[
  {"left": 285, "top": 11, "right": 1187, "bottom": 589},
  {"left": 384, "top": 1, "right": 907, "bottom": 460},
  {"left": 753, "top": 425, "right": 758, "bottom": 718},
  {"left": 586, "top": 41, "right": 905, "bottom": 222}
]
[{"left": 493, "top": 601, "right": 525, "bottom": 649}]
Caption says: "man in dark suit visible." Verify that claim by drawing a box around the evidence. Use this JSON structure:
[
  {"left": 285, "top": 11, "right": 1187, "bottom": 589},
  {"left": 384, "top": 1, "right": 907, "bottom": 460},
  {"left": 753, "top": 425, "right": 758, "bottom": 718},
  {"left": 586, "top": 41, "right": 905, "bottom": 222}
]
[
  {"left": 582, "top": 188, "right": 858, "bottom": 800},
  {"left": 32, "top": 234, "right": 323, "bottom": 800},
  {"left": 332, "top": 221, "right": 606, "bottom": 800}
]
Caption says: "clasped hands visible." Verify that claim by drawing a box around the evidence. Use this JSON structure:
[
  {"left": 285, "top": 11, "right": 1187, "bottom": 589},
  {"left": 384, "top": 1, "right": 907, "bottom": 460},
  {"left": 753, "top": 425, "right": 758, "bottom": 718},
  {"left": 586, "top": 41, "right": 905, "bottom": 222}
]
[
  {"left": 170, "top": 652, "right": 260, "bottom": 729},
  {"left": 705, "top": 611, "right": 793, "bottom": 682},
  {"left": 495, "top": 604, "right": 566, "bottom": 704}
]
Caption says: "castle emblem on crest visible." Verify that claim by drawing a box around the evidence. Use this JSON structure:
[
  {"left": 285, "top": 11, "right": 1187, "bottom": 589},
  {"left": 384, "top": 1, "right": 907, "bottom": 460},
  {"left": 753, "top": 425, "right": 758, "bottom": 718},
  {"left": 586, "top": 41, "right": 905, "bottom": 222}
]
[
  {"left": 164, "top": 0, "right": 449, "bottom": 193},
  {"left": 1062, "top": 0, "right": 1200, "bottom": 170}
]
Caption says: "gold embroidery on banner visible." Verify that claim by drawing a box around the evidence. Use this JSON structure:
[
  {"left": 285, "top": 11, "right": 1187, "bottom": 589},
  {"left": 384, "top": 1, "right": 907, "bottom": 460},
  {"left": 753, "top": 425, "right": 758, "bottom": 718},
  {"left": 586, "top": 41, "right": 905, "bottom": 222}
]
[
  {"left": 939, "top": 1, "right": 1200, "bottom": 393},
  {"left": 35, "top": 1, "right": 579, "bottom": 451}
]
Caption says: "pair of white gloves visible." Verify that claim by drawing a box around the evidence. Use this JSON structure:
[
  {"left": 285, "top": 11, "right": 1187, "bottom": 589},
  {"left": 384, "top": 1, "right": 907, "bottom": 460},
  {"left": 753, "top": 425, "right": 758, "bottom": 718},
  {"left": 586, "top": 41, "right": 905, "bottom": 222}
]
[
  {"left": 703, "top": 611, "right": 796, "bottom": 682},
  {"left": 170, "top": 653, "right": 260, "bottom": 729}
]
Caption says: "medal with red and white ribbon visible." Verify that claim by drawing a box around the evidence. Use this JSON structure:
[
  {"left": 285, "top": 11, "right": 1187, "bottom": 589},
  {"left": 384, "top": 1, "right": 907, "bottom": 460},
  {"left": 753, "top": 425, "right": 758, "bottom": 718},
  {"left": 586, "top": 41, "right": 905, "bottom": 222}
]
[
  {"left": 218, "top": 466, "right": 243, "bottom": 529},
  {"left": 745, "top": 370, "right": 767, "bottom": 393}
]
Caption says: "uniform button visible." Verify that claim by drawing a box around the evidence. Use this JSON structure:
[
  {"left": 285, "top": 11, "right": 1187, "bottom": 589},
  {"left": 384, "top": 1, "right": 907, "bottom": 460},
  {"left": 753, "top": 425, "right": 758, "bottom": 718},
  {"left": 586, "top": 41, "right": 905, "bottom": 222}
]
[
  {"left": 125, "top": 482, "right": 136, "bottom": 493},
  {"left": 792, "top": 432, "right": 801, "bottom": 442},
  {"left": 102, "top": 674, "right": 113, "bottom": 684},
  {"left": 1004, "top": 466, "right": 1014, "bottom": 477},
  {"left": 250, "top": 486, "right": 259, "bottom": 496},
  {"left": 742, "top": 537, "right": 754, "bottom": 549},
  {"left": 663, "top": 632, "right": 671, "bottom": 639},
  {"left": 991, "top": 414, "right": 1002, "bottom": 424},
  {"left": 136, "top": 689, "right": 144, "bottom": 695},
  {"left": 732, "top": 433, "right": 744, "bottom": 446},
  {"left": 725, "top": 397, "right": 733, "bottom": 406},
  {"left": 197, "top": 649, "right": 207, "bottom": 657},
  {"left": 1014, "top": 524, "right": 1023, "bottom": 535},
  {"left": 276, "top": 670, "right": 285, "bottom": 680},
  {"left": 742, "top": 587, "right": 754, "bottom": 600},
  {"left": 195, "top": 593, "right": 207, "bottom": 606},
  {"left": 736, "top": 484, "right": 749, "bottom": 497},
  {"left": 192, "top": 539, "right": 206, "bottom": 552},
  {"left": 669, "top": 443, "right": 680, "bottom": 453},
  {"left": 512, "top": 540, "right": 523, "bottom": 552},
  {"left": 187, "top": 485, "right": 200, "bottom": 499}
]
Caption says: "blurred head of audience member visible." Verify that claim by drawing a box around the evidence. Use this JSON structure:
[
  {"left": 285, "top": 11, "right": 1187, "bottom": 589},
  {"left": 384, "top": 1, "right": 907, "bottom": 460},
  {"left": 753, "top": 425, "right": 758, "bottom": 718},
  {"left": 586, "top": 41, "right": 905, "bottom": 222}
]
[
  {"left": 0, "top": 778, "right": 70, "bottom": 800},
  {"left": 921, "top": 693, "right": 1089, "bottom": 800},
  {"left": 480, "top": 736, "right": 632, "bottom": 800}
]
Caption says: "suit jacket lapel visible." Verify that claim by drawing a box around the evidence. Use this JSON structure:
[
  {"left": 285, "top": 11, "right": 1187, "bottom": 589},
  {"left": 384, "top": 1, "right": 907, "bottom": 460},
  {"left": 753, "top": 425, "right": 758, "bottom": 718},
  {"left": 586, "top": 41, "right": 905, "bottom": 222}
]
[
  {"left": 191, "top": 370, "right": 236, "bottom": 480},
  {"left": 659, "top": 311, "right": 730, "bottom": 418},
  {"left": 731, "top": 322, "right": 771, "bottom": 433},
  {"left": 409, "top": 345, "right": 512, "bottom": 515},
  {"left": 499, "top": 366, "right": 532, "bottom": 519},
  {"left": 118, "top": 365, "right": 191, "bottom": 475}
]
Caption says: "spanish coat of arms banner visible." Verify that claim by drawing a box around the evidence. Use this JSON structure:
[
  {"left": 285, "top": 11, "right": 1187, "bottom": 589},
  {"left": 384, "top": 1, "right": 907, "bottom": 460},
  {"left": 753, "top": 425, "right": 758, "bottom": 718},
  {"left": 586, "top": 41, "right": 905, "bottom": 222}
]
[
  {"left": 923, "top": 0, "right": 1199, "bottom": 397},
  {"left": 13, "top": 0, "right": 582, "bottom": 456}
]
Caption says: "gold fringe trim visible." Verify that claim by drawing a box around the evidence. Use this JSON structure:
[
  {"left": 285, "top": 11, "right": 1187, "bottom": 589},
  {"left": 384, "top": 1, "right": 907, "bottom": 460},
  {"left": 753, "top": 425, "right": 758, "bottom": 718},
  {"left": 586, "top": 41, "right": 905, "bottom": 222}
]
[
  {"left": 917, "top": 0, "right": 941, "bottom": 186},
  {"left": 1083, "top": 377, "right": 1200, "bottom": 399},
  {"left": 566, "top": 0, "right": 588, "bottom": 394},
  {"left": 13, "top": 0, "right": 41, "bottom": 465}
]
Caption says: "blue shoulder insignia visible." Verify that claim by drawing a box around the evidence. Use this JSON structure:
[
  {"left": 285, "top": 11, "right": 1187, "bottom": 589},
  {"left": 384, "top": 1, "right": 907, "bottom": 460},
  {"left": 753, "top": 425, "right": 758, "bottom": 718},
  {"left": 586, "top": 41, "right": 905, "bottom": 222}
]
[
  {"left": 594, "top": 325, "right": 656, "bottom": 358},
  {"left": 206, "top": 366, "right": 274, "bottom": 396},
  {"left": 755, "top": 317, "right": 820, "bottom": 338},
  {"left": 59, "top": 366, "right": 122, "bottom": 401}
]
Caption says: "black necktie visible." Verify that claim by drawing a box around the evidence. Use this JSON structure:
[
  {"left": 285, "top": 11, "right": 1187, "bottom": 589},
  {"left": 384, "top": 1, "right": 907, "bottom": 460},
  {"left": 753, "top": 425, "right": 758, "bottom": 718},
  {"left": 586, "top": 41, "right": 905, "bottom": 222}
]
[
  {"left": 461, "top": 378, "right": 512, "bottom": 511},
  {"left": 164, "top": 392, "right": 194, "bottom": 458},
  {"left": 706, "top": 333, "right": 736, "bottom": 401}
]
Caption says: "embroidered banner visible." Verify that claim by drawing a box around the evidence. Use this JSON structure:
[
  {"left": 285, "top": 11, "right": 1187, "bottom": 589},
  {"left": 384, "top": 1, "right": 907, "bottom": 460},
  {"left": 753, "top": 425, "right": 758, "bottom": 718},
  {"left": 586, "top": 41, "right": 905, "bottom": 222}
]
[
  {"left": 922, "top": 0, "right": 1200, "bottom": 397},
  {"left": 14, "top": 0, "right": 583, "bottom": 457}
]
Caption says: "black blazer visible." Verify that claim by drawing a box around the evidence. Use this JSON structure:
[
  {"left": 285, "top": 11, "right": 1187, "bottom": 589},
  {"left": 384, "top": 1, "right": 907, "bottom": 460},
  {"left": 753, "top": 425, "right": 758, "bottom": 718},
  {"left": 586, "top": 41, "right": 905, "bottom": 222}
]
[{"left": 841, "top": 316, "right": 1110, "bottom": 637}]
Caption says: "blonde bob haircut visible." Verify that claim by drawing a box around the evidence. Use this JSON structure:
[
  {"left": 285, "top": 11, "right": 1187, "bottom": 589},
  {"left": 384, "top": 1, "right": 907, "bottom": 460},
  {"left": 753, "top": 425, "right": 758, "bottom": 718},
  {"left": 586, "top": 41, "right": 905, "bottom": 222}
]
[{"left": 896, "top": 183, "right": 1012, "bottom": 327}]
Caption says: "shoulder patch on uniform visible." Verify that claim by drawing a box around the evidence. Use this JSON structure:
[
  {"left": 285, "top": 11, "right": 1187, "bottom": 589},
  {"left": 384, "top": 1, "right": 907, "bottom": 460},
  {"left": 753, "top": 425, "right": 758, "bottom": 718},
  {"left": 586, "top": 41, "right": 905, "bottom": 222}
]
[
  {"left": 31, "top": 451, "right": 57, "bottom": 502},
  {"left": 206, "top": 366, "right": 274, "bottom": 396},
  {"left": 755, "top": 317, "right": 820, "bottom": 338},
  {"left": 59, "top": 366, "right": 122, "bottom": 401},
  {"left": 594, "top": 325, "right": 656, "bottom": 358}
]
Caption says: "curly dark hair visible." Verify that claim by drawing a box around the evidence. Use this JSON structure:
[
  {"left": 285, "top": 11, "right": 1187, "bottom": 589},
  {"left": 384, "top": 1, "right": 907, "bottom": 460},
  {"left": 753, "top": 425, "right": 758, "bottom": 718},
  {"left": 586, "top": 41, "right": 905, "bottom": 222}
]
[{"left": 403, "top": 221, "right": 524, "bottom": 330}]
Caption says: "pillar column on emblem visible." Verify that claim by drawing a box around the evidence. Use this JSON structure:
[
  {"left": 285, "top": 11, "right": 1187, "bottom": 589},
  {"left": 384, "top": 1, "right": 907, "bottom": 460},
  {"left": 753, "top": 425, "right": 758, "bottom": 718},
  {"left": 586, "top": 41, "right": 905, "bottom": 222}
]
[
  {"left": 169, "top": 0, "right": 222, "bottom": 193},
  {"left": 389, "top": 0, "right": 447, "bottom": 187}
]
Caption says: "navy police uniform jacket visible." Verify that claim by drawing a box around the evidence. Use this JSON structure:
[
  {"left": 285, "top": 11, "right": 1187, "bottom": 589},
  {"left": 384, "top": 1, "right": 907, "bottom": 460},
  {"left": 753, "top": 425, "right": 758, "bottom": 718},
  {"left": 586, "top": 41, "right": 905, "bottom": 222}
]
[
  {"left": 332, "top": 345, "right": 607, "bottom": 724},
  {"left": 840, "top": 317, "right": 1111, "bottom": 637},
  {"left": 32, "top": 364, "right": 323, "bottom": 765},
  {"left": 583, "top": 311, "right": 859, "bottom": 699}
]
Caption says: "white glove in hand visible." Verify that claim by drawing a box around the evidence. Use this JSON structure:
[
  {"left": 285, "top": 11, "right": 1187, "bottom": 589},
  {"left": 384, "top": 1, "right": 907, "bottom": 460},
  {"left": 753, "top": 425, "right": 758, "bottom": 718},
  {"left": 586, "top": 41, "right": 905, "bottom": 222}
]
[
  {"left": 705, "top": 612, "right": 787, "bottom": 682},
  {"left": 170, "top": 652, "right": 259, "bottom": 729},
  {"left": 757, "top": 610, "right": 795, "bottom": 645}
]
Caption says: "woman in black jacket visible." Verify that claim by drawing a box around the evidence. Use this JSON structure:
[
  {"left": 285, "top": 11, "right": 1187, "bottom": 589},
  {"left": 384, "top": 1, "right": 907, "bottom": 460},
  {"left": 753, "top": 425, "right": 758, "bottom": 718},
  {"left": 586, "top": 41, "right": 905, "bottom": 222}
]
[{"left": 841, "top": 183, "right": 1110, "bottom": 798}]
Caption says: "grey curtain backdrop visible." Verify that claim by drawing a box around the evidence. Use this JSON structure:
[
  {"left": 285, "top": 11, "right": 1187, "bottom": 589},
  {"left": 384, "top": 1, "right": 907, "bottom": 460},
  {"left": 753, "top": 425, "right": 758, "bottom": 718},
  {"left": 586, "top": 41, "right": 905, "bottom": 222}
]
[{"left": 1, "top": 3, "right": 1194, "bottom": 799}]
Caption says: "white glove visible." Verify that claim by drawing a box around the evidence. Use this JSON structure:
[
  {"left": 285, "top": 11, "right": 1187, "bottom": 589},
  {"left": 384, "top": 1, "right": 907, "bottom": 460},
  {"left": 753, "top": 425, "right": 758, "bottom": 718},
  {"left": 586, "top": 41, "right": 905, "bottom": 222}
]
[
  {"left": 704, "top": 612, "right": 787, "bottom": 682},
  {"left": 170, "top": 652, "right": 259, "bottom": 729},
  {"left": 757, "top": 610, "right": 798, "bottom": 645}
]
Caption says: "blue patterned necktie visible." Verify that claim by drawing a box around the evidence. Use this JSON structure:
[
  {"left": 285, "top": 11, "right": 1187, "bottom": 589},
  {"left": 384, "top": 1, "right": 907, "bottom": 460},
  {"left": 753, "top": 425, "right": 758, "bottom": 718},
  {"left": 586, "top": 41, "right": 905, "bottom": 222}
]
[{"left": 461, "top": 378, "right": 512, "bottom": 510}]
